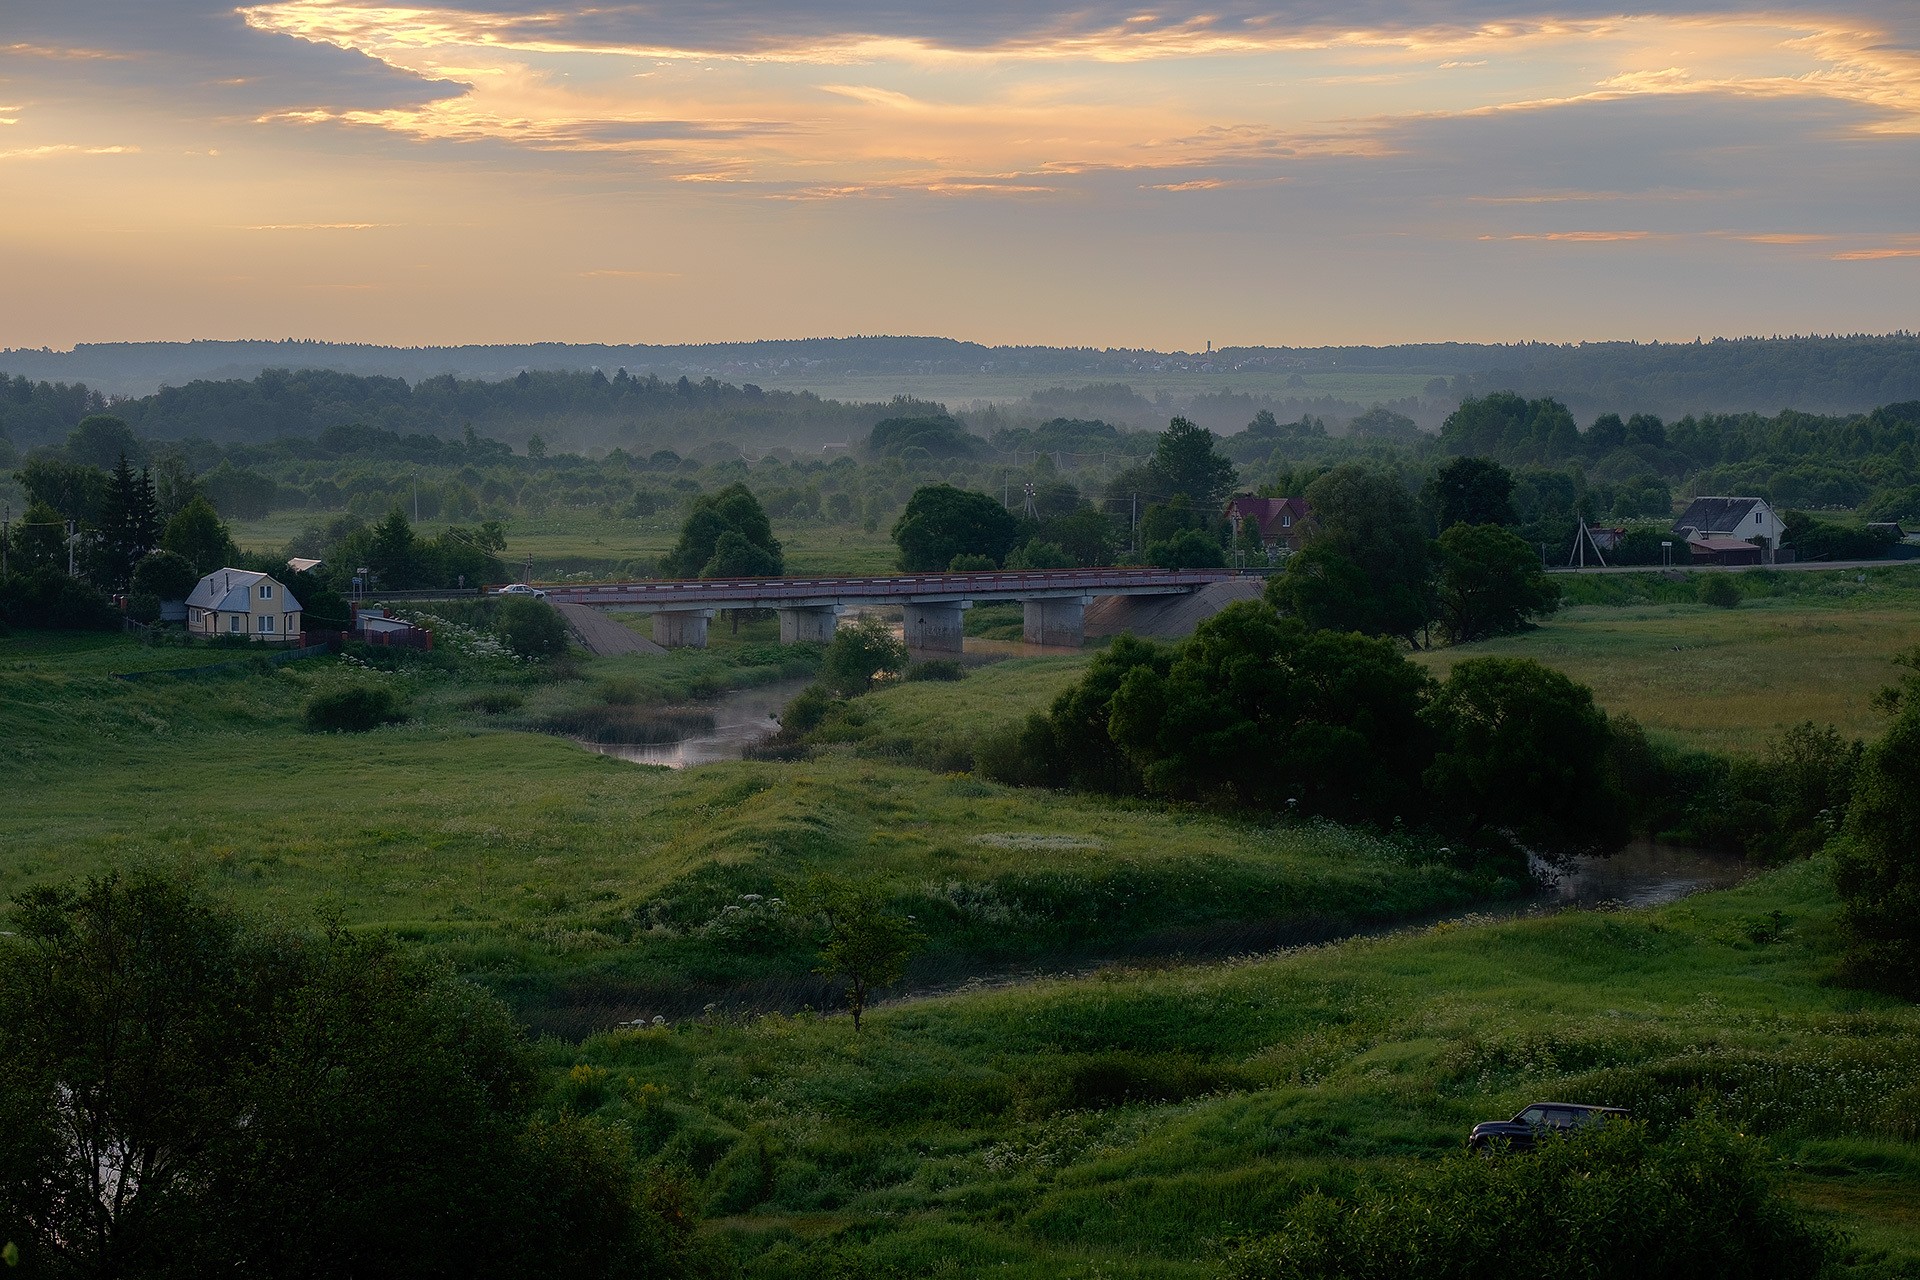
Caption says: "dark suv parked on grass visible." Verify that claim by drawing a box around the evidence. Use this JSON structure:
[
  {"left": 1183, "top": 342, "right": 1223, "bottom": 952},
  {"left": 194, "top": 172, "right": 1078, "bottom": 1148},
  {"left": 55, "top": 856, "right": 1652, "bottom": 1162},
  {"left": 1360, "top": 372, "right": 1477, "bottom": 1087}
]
[{"left": 1469, "top": 1102, "right": 1630, "bottom": 1152}]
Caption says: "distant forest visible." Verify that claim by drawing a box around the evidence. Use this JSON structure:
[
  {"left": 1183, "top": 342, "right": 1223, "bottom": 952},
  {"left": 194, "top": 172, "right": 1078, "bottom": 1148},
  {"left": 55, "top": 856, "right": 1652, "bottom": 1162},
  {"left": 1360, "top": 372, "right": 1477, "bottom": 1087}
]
[{"left": 3, "top": 333, "right": 1918, "bottom": 417}]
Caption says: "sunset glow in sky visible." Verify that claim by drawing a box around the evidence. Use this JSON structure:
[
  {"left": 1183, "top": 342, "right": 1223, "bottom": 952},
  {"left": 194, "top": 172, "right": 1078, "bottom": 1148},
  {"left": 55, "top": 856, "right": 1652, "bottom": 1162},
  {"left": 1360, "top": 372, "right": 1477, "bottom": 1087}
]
[{"left": 4, "top": 0, "right": 1919, "bottom": 348}]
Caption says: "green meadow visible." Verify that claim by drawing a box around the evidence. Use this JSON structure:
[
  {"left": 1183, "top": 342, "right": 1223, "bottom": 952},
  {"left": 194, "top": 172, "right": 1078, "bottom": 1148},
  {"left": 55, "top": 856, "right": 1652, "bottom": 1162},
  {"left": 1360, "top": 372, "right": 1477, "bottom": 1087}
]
[
  {"left": 555, "top": 859, "right": 1920, "bottom": 1276},
  {"left": 8, "top": 559, "right": 1920, "bottom": 1274},
  {"left": 0, "top": 633, "right": 1504, "bottom": 1037},
  {"left": 1417, "top": 567, "right": 1920, "bottom": 755}
]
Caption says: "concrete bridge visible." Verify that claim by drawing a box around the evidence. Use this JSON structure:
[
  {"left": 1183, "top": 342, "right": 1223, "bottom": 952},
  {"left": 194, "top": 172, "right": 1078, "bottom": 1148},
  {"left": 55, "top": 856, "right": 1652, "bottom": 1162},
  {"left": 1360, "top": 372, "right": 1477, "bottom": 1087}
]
[{"left": 542, "top": 568, "right": 1238, "bottom": 651}]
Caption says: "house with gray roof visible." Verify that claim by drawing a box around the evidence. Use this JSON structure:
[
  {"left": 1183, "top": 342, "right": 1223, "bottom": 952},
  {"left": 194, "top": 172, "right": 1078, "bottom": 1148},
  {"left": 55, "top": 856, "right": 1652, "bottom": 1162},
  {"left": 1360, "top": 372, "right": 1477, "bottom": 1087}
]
[
  {"left": 1673, "top": 496, "right": 1781, "bottom": 560},
  {"left": 185, "top": 568, "right": 303, "bottom": 642}
]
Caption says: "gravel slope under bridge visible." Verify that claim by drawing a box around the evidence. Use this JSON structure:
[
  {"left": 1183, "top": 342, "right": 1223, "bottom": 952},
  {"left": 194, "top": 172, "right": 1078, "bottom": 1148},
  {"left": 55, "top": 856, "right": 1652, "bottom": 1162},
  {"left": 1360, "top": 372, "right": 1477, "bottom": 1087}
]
[{"left": 553, "top": 602, "right": 667, "bottom": 656}]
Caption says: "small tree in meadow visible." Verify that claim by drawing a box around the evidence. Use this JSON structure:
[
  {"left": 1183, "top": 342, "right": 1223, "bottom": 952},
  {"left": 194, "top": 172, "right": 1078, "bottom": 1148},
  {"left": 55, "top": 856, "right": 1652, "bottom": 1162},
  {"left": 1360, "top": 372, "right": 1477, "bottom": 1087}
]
[{"left": 806, "top": 879, "right": 921, "bottom": 1032}]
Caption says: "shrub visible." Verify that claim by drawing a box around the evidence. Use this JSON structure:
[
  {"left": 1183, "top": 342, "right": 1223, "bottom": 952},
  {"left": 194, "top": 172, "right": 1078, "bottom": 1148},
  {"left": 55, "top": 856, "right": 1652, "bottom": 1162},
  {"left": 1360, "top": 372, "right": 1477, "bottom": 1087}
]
[
  {"left": 821, "top": 616, "right": 908, "bottom": 696},
  {"left": 779, "top": 684, "right": 836, "bottom": 734},
  {"left": 948, "top": 552, "right": 998, "bottom": 572},
  {"left": 0, "top": 869, "right": 703, "bottom": 1278},
  {"left": 0, "top": 572, "right": 119, "bottom": 631},
  {"left": 972, "top": 713, "right": 1063, "bottom": 788},
  {"left": 1144, "top": 526, "right": 1226, "bottom": 569},
  {"left": 1697, "top": 574, "right": 1743, "bottom": 608},
  {"left": 1004, "top": 540, "right": 1075, "bottom": 570},
  {"left": 498, "top": 597, "right": 570, "bottom": 659},
  {"left": 304, "top": 685, "right": 408, "bottom": 733},
  {"left": 1224, "top": 1120, "right": 1836, "bottom": 1280}
]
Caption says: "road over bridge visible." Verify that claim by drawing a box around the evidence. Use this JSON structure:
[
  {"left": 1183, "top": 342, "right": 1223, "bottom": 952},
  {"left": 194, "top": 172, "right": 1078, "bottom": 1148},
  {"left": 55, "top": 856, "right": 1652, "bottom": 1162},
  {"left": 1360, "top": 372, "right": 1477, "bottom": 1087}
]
[{"left": 542, "top": 568, "right": 1239, "bottom": 650}]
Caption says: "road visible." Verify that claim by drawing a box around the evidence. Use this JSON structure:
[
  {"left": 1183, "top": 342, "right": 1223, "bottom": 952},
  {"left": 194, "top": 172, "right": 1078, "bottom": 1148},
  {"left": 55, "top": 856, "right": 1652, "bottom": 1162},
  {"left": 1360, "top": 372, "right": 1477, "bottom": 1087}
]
[{"left": 1548, "top": 557, "right": 1920, "bottom": 575}]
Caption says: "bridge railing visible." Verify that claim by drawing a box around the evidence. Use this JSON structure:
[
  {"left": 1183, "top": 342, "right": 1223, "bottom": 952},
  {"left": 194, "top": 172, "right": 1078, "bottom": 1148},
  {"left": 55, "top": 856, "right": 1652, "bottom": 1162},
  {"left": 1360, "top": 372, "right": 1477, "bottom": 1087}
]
[{"left": 542, "top": 567, "right": 1238, "bottom": 605}]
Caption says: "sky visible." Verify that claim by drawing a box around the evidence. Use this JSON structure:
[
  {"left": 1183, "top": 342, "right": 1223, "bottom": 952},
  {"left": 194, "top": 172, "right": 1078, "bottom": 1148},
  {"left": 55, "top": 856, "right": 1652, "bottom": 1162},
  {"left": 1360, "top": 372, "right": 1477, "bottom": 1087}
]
[{"left": 3, "top": 0, "right": 1919, "bottom": 350}]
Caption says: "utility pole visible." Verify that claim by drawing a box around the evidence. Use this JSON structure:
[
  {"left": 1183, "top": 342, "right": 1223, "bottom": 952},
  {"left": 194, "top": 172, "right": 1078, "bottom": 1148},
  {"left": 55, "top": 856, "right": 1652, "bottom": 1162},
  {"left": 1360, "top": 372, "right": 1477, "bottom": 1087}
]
[
  {"left": 66, "top": 520, "right": 77, "bottom": 577},
  {"left": 1131, "top": 493, "right": 1138, "bottom": 553},
  {"left": 413, "top": 471, "right": 420, "bottom": 523},
  {"left": 2, "top": 502, "right": 9, "bottom": 578}
]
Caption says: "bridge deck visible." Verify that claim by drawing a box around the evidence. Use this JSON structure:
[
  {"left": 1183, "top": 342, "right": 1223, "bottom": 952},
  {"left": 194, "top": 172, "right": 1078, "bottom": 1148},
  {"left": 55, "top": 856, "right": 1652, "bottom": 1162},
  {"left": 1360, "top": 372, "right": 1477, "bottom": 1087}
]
[{"left": 543, "top": 567, "right": 1237, "bottom": 610}]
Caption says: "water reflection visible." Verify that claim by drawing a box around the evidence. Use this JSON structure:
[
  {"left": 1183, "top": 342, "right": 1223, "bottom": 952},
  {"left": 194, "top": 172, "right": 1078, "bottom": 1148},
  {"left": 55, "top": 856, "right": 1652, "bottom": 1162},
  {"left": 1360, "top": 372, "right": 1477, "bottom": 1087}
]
[
  {"left": 1536, "top": 839, "right": 1752, "bottom": 908},
  {"left": 578, "top": 679, "right": 811, "bottom": 769}
]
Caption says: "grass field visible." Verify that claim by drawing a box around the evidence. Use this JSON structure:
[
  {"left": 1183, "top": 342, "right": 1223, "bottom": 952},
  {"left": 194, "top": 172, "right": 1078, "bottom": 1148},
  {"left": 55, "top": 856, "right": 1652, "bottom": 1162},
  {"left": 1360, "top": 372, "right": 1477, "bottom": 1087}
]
[
  {"left": 10, "top": 574, "right": 1920, "bottom": 1274},
  {"left": 229, "top": 512, "right": 902, "bottom": 579},
  {"left": 554, "top": 857, "right": 1920, "bottom": 1277},
  {"left": 0, "top": 632, "right": 1506, "bottom": 1036},
  {"left": 1418, "top": 572, "right": 1920, "bottom": 754}
]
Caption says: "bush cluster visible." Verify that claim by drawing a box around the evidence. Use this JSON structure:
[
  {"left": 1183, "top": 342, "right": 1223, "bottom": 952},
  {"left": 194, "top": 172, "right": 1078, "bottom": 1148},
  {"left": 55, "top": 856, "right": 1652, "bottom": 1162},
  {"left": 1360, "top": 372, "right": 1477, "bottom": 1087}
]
[
  {"left": 975, "top": 600, "right": 1626, "bottom": 857},
  {"left": 303, "top": 684, "right": 408, "bottom": 733},
  {"left": 1225, "top": 1120, "right": 1837, "bottom": 1280}
]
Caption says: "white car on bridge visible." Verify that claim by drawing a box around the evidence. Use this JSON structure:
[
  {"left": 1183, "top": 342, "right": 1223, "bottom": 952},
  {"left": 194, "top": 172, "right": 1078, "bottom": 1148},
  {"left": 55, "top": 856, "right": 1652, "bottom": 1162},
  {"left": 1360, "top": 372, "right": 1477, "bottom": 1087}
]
[{"left": 493, "top": 583, "right": 547, "bottom": 599}]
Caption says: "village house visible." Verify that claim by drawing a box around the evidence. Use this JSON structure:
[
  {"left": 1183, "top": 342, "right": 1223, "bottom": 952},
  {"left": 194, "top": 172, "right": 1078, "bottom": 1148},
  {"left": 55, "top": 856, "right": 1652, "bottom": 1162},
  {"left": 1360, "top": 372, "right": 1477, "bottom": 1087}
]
[
  {"left": 1672, "top": 496, "right": 1781, "bottom": 565},
  {"left": 185, "top": 568, "right": 303, "bottom": 642},
  {"left": 1224, "top": 495, "right": 1316, "bottom": 556}
]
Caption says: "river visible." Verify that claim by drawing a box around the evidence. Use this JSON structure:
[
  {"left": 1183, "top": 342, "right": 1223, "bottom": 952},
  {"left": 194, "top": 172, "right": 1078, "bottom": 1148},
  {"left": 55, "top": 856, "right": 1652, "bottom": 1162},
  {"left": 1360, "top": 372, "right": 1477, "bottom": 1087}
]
[
  {"left": 576, "top": 677, "right": 812, "bottom": 768},
  {"left": 575, "top": 678, "right": 1752, "bottom": 909}
]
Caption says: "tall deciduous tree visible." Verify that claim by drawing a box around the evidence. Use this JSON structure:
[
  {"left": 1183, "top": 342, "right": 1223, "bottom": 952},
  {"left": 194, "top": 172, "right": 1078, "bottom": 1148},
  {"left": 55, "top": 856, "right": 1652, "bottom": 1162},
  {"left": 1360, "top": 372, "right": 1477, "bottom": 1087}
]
[
  {"left": 1267, "top": 465, "right": 1433, "bottom": 643},
  {"left": 159, "top": 496, "right": 235, "bottom": 577},
  {"left": 1422, "top": 657, "right": 1627, "bottom": 855},
  {"left": 1434, "top": 523, "right": 1559, "bottom": 643},
  {"left": 1107, "top": 601, "right": 1434, "bottom": 819},
  {"left": 661, "top": 483, "right": 783, "bottom": 578},
  {"left": 1423, "top": 456, "right": 1517, "bottom": 531},
  {"left": 891, "top": 484, "right": 1018, "bottom": 572},
  {"left": 64, "top": 415, "right": 142, "bottom": 470}
]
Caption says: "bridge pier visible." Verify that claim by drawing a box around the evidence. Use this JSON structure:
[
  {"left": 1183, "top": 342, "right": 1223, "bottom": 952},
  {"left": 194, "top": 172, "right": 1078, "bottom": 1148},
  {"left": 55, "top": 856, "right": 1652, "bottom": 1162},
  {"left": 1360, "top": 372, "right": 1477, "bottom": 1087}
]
[
  {"left": 1022, "top": 595, "right": 1091, "bottom": 647},
  {"left": 903, "top": 601, "right": 970, "bottom": 652},
  {"left": 779, "top": 604, "right": 840, "bottom": 645},
  {"left": 650, "top": 608, "right": 714, "bottom": 649}
]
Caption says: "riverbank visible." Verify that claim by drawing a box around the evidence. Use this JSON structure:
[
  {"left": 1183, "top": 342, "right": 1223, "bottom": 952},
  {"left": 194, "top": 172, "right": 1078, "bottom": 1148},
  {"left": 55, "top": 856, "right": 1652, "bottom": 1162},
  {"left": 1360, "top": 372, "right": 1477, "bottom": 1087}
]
[{"left": 558, "top": 857, "right": 1920, "bottom": 1278}]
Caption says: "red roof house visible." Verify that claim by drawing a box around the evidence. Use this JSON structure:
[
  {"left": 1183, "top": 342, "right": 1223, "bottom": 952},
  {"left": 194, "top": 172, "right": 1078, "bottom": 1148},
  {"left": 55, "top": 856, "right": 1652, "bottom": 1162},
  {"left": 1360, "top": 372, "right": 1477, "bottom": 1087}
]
[{"left": 1224, "top": 496, "right": 1316, "bottom": 555}]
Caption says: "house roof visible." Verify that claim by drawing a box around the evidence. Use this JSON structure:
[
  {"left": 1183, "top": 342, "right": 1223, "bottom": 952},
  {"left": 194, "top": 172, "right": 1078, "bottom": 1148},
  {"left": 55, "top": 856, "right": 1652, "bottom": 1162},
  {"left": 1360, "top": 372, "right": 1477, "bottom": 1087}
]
[
  {"left": 1688, "top": 535, "right": 1762, "bottom": 553},
  {"left": 1673, "top": 496, "right": 1766, "bottom": 535},
  {"left": 1225, "top": 495, "right": 1311, "bottom": 533},
  {"left": 185, "top": 568, "right": 302, "bottom": 613},
  {"left": 287, "top": 557, "right": 323, "bottom": 574}
]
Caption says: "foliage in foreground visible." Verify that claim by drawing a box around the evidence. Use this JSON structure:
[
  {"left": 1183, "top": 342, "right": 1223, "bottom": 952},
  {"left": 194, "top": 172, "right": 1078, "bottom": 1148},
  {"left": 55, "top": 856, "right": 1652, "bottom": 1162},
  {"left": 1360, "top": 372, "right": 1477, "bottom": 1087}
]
[
  {"left": 1833, "top": 648, "right": 1920, "bottom": 998},
  {"left": 0, "top": 869, "right": 705, "bottom": 1279},
  {"left": 1225, "top": 1120, "right": 1838, "bottom": 1280}
]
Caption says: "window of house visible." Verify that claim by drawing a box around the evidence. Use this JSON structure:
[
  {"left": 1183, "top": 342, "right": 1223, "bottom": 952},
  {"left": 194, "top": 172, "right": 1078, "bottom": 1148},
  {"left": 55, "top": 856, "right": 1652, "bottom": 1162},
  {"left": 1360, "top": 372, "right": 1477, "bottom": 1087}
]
[
  {"left": 228, "top": 615, "right": 242, "bottom": 632},
  {"left": 260, "top": 615, "right": 275, "bottom": 633},
  {"left": 259, "top": 584, "right": 273, "bottom": 599}
]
